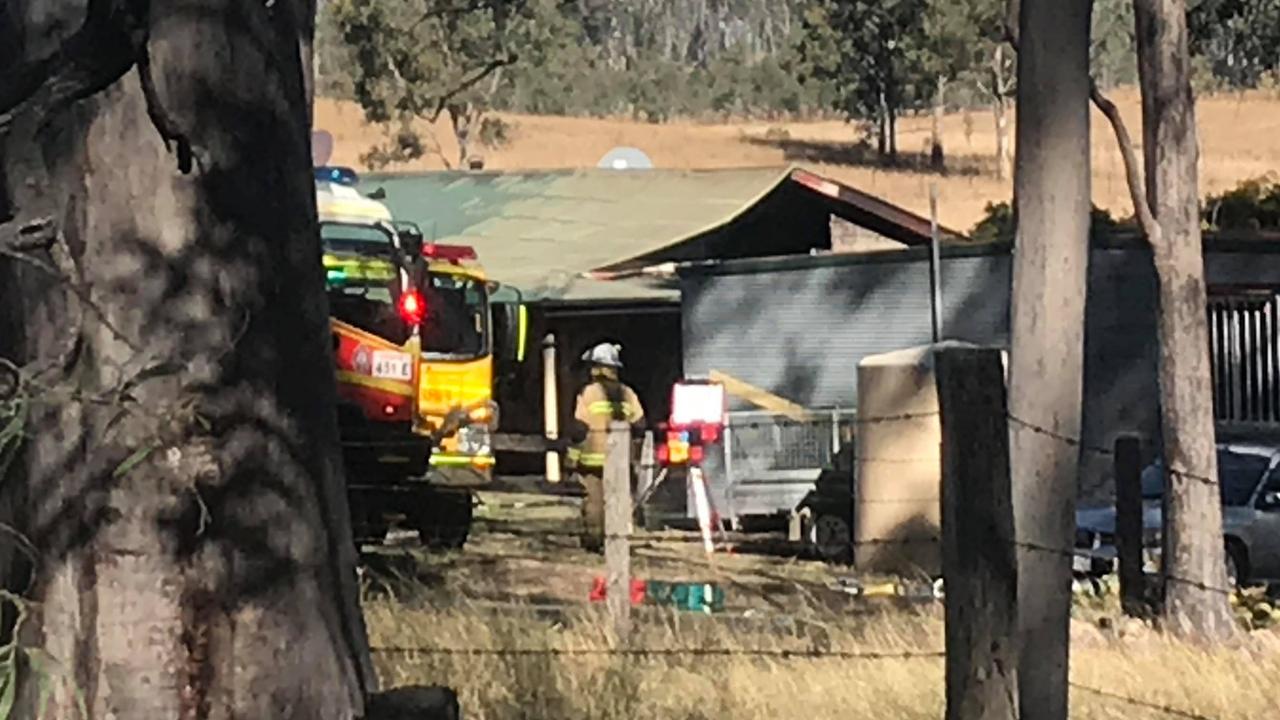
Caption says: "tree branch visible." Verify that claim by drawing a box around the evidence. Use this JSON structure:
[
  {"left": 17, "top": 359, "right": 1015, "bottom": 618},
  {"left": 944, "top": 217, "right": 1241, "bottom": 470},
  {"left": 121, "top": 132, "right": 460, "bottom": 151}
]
[
  {"left": 0, "top": 0, "right": 150, "bottom": 137},
  {"left": 1003, "top": 0, "right": 1020, "bottom": 48},
  {"left": 0, "top": 244, "right": 142, "bottom": 354},
  {"left": 0, "top": 216, "right": 57, "bottom": 253},
  {"left": 426, "top": 55, "right": 517, "bottom": 123},
  {"left": 1089, "top": 80, "right": 1161, "bottom": 243},
  {"left": 410, "top": 0, "right": 516, "bottom": 33},
  {"left": 0, "top": 358, "right": 19, "bottom": 400},
  {"left": 137, "top": 44, "right": 194, "bottom": 174}
]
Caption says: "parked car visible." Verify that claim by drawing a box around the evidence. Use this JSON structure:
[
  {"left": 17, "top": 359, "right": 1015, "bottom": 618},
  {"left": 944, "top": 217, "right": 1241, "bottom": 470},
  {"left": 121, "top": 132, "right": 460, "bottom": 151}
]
[{"left": 1074, "top": 443, "right": 1280, "bottom": 587}]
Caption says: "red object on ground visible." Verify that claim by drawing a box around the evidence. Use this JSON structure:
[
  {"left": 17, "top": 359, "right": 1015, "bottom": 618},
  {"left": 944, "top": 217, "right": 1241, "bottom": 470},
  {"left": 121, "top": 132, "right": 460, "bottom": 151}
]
[
  {"left": 588, "top": 576, "right": 647, "bottom": 606},
  {"left": 589, "top": 576, "right": 607, "bottom": 602}
]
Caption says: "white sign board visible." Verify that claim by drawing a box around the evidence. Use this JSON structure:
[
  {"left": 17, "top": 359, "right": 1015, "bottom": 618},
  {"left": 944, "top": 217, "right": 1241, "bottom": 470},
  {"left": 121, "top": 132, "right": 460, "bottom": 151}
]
[{"left": 671, "top": 382, "right": 725, "bottom": 427}]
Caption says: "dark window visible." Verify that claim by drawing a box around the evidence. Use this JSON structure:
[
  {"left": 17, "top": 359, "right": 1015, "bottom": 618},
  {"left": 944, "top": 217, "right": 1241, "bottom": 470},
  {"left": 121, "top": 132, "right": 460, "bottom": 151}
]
[
  {"left": 1208, "top": 291, "right": 1280, "bottom": 423},
  {"left": 1138, "top": 449, "right": 1270, "bottom": 506},
  {"left": 322, "top": 222, "right": 411, "bottom": 344},
  {"left": 321, "top": 222, "right": 396, "bottom": 256},
  {"left": 1263, "top": 466, "right": 1280, "bottom": 492},
  {"left": 421, "top": 273, "right": 489, "bottom": 359}
]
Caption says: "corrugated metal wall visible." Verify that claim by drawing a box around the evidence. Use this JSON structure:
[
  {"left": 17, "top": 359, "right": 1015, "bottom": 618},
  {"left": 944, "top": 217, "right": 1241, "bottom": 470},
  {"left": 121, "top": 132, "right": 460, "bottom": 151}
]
[
  {"left": 681, "top": 251, "right": 1011, "bottom": 411},
  {"left": 680, "top": 244, "right": 1280, "bottom": 504},
  {"left": 1078, "top": 247, "right": 1161, "bottom": 498}
]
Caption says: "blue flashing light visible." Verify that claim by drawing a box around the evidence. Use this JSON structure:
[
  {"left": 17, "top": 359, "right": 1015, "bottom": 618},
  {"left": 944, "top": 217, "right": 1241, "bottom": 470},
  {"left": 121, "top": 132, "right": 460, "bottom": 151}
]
[{"left": 315, "top": 166, "right": 360, "bottom": 187}]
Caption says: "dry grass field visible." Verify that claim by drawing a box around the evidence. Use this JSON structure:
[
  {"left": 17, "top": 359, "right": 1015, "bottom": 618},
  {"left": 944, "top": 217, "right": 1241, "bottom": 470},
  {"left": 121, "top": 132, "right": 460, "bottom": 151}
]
[
  {"left": 316, "top": 87, "right": 1280, "bottom": 233},
  {"left": 362, "top": 492, "right": 1280, "bottom": 720}
]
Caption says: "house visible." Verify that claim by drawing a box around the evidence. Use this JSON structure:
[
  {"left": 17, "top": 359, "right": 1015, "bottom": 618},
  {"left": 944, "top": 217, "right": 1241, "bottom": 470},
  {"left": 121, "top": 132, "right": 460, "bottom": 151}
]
[
  {"left": 676, "top": 232, "right": 1280, "bottom": 513},
  {"left": 358, "top": 165, "right": 959, "bottom": 474}
]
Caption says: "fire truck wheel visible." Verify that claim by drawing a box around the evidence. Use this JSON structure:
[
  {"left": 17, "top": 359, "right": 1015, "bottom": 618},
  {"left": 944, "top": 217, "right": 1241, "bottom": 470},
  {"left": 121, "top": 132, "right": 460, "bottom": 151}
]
[{"left": 415, "top": 489, "right": 473, "bottom": 550}]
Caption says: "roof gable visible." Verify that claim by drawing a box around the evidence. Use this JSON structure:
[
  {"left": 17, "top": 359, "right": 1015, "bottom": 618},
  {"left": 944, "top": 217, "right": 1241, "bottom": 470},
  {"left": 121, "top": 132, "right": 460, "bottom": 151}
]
[
  {"left": 362, "top": 167, "right": 793, "bottom": 301},
  {"left": 360, "top": 166, "right": 960, "bottom": 302}
]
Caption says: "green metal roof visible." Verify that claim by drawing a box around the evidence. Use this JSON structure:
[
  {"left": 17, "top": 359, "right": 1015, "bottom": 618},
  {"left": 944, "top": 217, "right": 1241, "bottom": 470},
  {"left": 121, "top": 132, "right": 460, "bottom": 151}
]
[{"left": 360, "top": 167, "right": 797, "bottom": 302}]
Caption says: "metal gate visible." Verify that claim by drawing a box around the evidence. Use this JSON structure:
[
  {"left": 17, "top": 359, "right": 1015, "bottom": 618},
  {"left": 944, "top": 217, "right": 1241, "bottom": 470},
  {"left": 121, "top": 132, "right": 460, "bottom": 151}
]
[
  {"left": 698, "top": 409, "right": 856, "bottom": 523},
  {"left": 1209, "top": 291, "right": 1280, "bottom": 424}
]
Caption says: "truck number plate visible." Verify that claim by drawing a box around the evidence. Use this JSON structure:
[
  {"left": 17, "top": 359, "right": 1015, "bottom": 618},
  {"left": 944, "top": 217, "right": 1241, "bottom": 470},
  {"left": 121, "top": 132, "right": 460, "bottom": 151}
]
[{"left": 371, "top": 351, "right": 413, "bottom": 381}]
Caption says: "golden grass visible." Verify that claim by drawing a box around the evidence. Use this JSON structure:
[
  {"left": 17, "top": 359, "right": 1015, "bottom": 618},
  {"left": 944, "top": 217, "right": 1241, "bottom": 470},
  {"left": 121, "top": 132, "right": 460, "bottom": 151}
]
[
  {"left": 365, "top": 593, "right": 1280, "bottom": 720},
  {"left": 316, "top": 87, "right": 1280, "bottom": 234},
  {"left": 360, "top": 494, "right": 1280, "bottom": 719}
]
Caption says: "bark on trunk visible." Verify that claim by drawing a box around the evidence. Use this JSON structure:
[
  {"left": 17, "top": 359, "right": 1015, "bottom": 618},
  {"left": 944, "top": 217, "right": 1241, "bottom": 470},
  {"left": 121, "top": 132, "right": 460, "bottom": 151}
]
[
  {"left": 993, "top": 45, "right": 1012, "bottom": 181},
  {"left": 1008, "top": 2, "right": 1091, "bottom": 719},
  {"left": 1134, "top": 0, "right": 1236, "bottom": 641},
  {"left": 1, "top": 1, "right": 373, "bottom": 717}
]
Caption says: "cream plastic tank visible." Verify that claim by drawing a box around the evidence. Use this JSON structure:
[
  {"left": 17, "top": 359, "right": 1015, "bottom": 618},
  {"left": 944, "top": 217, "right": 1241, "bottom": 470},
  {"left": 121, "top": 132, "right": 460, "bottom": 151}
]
[{"left": 853, "top": 341, "right": 990, "bottom": 577}]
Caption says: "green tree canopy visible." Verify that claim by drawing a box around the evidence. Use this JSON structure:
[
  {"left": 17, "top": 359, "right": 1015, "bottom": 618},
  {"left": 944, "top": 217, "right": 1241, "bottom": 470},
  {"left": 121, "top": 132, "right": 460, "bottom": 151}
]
[{"left": 798, "top": 0, "right": 930, "bottom": 156}]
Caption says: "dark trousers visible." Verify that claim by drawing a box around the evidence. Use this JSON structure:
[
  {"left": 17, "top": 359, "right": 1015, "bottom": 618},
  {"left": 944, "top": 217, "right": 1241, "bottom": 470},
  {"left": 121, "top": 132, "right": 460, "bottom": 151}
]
[{"left": 578, "top": 470, "right": 604, "bottom": 549}]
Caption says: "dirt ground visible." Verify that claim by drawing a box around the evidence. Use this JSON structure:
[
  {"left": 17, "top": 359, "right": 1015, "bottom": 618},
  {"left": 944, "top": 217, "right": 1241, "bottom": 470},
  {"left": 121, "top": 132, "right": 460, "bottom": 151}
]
[{"left": 357, "top": 489, "right": 927, "bottom": 619}]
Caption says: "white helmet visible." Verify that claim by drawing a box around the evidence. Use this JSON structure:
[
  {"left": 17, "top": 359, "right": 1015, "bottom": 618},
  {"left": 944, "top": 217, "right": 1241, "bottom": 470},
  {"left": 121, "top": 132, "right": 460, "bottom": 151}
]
[{"left": 582, "top": 342, "right": 623, "bottom": 368}]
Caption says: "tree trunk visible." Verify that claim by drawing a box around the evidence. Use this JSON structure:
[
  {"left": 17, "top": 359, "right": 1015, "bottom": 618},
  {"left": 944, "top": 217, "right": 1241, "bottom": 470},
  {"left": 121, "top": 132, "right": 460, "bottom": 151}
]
[
  {"left": 1134, "top": 0, "right": 1236, "bottom": 641},
  {"left": 931, "top": 75, "right": 947, "bottom": 172},
  {"left": 1, "top": 1, "right": 373, "bottom": 717},
  {"left": 993, "top": 45, "right": 1012, "bottom": 181},
  {"left": 448, "top": 103, "right": 473, "bottom": 168},
  {"left": 888, "top": 104, "right": 899, "bottom": 159},
  {"left": 876, "top": 94, "right": 889, "bottom": 156},
  {"left": 1009, "top": 2, "right": 1091, "bottom": 720}
]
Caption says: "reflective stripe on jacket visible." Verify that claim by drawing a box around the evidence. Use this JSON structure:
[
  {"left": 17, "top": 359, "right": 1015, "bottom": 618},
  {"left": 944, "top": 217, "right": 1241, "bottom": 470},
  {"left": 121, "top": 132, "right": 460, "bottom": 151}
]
[{"left": 570, "top": 380, "right": 644, "bottom": 469}]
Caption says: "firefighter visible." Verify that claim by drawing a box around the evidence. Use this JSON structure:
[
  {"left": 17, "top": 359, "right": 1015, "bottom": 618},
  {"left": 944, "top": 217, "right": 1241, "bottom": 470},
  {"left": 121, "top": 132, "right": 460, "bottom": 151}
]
[{"left": 566, "top": 341, "right": 646, "bottom": 552}]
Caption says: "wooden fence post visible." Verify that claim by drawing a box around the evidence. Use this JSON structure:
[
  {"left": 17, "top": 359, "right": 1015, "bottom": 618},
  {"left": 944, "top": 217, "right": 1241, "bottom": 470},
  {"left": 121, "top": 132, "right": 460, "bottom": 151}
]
[
  {"left": 1114, "top": 435, "right": 1145, "bottom": 616},
  {"left": 543, "top": 334, "right": 561, "bottom": 483},
  {"left": 636, "top": 430, "right": 655, "bottom": 511},
  {"left": 605, "top": 421, "right": 632, "bottom": 641},
  {"left": 936, "top": 348, "right": 1019, "bottom": 720}
]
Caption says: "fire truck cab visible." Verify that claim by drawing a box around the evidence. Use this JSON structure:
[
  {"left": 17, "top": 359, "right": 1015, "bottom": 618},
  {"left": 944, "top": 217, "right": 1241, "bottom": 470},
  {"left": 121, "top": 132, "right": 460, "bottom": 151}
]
[{"left": 317, "top": 166, "right": 525, "bottom": 549}]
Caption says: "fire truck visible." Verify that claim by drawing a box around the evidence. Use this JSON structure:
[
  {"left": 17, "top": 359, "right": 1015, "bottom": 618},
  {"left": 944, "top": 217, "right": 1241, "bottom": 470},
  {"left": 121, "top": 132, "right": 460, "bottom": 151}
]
[{"left": 318, "top": 166, "right": 523, "bottom": 548}]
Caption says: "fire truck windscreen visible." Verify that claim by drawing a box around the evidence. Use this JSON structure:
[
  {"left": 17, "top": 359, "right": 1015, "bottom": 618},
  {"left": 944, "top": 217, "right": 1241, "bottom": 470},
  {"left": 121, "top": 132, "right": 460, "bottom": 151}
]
[
  {"left": 421, "top": 274, "right": 489, "bottom": 359},
  {"left": 321, "top": 222, "right": 396, "bottom": 255}
]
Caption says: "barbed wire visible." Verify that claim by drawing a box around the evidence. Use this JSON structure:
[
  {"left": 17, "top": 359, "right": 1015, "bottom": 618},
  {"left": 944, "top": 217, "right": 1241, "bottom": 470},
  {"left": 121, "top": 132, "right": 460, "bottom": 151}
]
[
  {"left": 1069, "top": 681, "right": 1219, "bottom": 720},
  {"left": 575, "top": 408, "right": 1230, "bottom": 493},
  {"left": 353, "top": 407, "right": 1249, "bottom": 712},
  {"left": 461, "top": 522, "right": 1239, "bottom": 599},
  {"left": 368, "top": 646, "right": 945, "bottom": 661},
  {"left": 362, "top": 644, "right": 1224, "bottom": 720},
  {"left": 487, "top": 407, "right": 1246, "bottom": 599},
  {"left": 1007, "top": 413, "right": 1224, "bottom": 490}
]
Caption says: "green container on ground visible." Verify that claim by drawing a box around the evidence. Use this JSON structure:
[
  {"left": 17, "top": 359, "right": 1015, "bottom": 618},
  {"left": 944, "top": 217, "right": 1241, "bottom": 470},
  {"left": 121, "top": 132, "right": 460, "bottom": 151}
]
[{"left": 645, "top": 581, "right": 725, "bottom": 613}]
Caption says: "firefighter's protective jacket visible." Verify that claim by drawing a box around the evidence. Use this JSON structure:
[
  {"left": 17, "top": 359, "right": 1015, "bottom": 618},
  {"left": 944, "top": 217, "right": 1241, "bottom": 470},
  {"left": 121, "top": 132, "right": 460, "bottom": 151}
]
[{"left": 567, "top": 380, "right": 645, "bottom": 469}]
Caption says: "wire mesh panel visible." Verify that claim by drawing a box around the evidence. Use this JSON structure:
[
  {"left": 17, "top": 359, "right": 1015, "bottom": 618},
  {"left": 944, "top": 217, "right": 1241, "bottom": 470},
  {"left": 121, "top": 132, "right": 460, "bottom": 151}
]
[
  {"left": 699, "top": 410, "right": 855, "bottom": 521},
  {"left": 726, "top": 412, "right": 842, "bottom": 472}
]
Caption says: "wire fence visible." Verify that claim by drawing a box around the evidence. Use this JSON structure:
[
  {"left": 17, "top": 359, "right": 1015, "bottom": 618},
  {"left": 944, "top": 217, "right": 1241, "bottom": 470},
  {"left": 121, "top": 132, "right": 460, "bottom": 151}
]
[
  {"left": 3, "top": 363, "right": 1261, "bottom": 719},
  {"left": 361, "top": 647, "right": 1227, "bottom": 720},
  {"left": 368, "top": 646, "right": 946, "bottom": 661},
  {"left": 366, "top": 407, "right": 1273, "bottom": 720},
  {"left": 548, "top": 409, "right": 1244, "bottom": 598}
]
